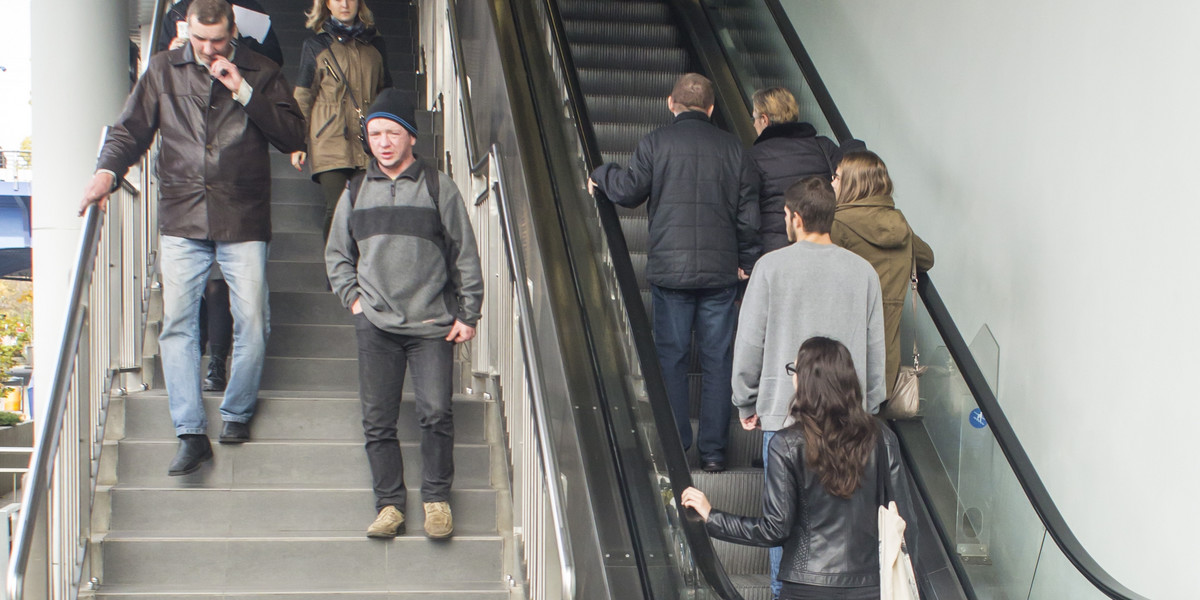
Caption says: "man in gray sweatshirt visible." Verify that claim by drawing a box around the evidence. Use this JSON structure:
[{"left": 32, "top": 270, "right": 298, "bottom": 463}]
[
  {"left": 732, "top": 176, "right": 884, "bottom": 598},
  {"left": 325, "top": 89, "right": 484, "bottom": 541}
]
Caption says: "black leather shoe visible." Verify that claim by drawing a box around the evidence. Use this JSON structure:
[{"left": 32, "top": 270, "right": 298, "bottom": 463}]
[
  {"left": 168, "top": 435, "right": 212, "bottom": 476},
  {"left": 701, "top": 460, "right": 726, "bottom": 473},
  {"left": 202, "top": 357, "right": 227, "bottom": 392},
  {"left": 219, "top": 420, "right": 250, "bottom": 444}
]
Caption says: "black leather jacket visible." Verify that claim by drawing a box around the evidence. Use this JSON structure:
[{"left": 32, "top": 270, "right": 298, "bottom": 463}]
[
  {"left": 591, "top": 111, "right": 760, "bottom": 288},
  {"left": 706, "top": 421, "right": 920, "bottom": 588}
]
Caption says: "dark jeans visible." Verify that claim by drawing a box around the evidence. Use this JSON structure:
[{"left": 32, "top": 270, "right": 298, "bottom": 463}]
[
  {"left": 198, "top": 278, "right": 232, "bottom": 359},
  {"left": 355, "top": 314, "right": 454, "bottom": 512},
  {"left": 651, "top": 284, "right": 736, "bottom": 463},
  {"left": 318, "top": 168, "right": 357, "bottom": 240},
  {"left": 779, "top": 583, "right": 878, "bottom": 600}
]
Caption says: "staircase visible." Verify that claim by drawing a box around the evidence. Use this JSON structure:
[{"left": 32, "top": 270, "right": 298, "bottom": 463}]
[{"left": 89, "top": 4, "right": 512, "bottom": 597}]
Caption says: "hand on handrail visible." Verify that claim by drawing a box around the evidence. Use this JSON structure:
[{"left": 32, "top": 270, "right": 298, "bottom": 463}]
[{"left": 79, "top": 171, "right": 115, "bottom": 216}]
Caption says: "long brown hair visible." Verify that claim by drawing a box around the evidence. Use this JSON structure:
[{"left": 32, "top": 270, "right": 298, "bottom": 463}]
[
  {"left": 788, "top": 337, "right": 878, "bottom": 499},
  {"left": 835, "top": 150, "right": 893, "bottom": 205},
  {"left": 305, "top": 0, "right": 376, "bottom": 32}
]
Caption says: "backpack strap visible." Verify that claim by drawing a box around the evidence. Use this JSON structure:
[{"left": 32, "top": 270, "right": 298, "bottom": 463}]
[
  {"left": 347, "top": 170, "right": 367, "bottom": 208},
  {"left": 422, "top": 159, "right": 440, "bottom": 210}
]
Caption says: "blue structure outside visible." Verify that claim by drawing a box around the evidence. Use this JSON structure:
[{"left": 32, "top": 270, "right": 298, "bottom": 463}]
[{"left": 0, "top": 181, "right": 32, "bottom": 280}]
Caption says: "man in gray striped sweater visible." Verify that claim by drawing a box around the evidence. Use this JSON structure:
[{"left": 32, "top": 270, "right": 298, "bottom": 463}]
[{"left": 325, "top": 89, "right": 484, "bottom": 541}]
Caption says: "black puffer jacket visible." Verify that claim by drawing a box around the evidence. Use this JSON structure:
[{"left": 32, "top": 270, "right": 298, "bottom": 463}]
[
  {"left": 591, "top": 111, "right": 760, "bottom": 288},
  {"left": 746, "top": 122, "right": 842, "bottom": 253},
  {"left": 705, "top": 421, "right": 921, "bottom": 588}
]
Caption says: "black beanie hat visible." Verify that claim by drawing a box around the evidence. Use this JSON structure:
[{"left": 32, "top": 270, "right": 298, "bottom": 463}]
[{"left": 365, "top": 88, "right": 417, "bottom": 136}]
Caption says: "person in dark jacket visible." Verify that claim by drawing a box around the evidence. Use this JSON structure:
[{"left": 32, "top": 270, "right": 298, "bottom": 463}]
[
  {"left": 157, "top": 0, "right": 284, "bottom": 66},
  {"left": 588, "top": 73, "right": 760, "bottom": 471},
  {"left": 81, "top": 0, "right": 306, "bottom": 476},
  {"left": 831, "top": 151, "right": 934, "bottom": 399},
  {"left": 746, "top": 87, "right": 846, "bottom": 254},
  {"left": 291, "top": 0, "right": 392, "bottom": 239},
  {"left": 683, "top": 337, "right": 921, "bottom": 600}
]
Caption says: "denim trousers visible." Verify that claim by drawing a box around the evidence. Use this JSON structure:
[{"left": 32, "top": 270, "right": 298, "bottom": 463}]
[
  {"left": 763, "top": 430, "right": 783, "bottom": 598},
  {"left": 651, "top": 284, "right": 736, "bottom": 463},
  {"left": 355, "top": 314, "right": 454, "bottom": 512},
  {"left": 159, "top": 236, "right": 269, "bottom": 436}
]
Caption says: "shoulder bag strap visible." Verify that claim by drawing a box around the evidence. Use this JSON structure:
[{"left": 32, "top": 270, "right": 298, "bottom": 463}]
[
  {"left": 323, "top": 48, "right": 363, "bottom": 121},
  {"left": 908, "top": 233, "right": 920, "bottom": 369}
]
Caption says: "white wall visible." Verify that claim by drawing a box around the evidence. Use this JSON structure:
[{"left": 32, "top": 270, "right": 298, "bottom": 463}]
[{"left": 781, "top": 1, "right": 1200, "bottom": 597}]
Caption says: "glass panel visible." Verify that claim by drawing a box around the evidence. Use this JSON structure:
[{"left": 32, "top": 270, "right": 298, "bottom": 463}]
[
  {"left": 699, "top": 0, "right": 836, "bottom": 138},
  {"left": 1028, "top": 537, "right": 1111, "bottom": 600},
  {"left": 901, "top": 287, "right": 1056, "bottom": 599}
]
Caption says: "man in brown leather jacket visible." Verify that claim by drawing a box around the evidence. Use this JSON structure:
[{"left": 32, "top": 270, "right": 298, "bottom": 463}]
[{"left": 79, "top": 0, "right": 305, "bottom": 476}]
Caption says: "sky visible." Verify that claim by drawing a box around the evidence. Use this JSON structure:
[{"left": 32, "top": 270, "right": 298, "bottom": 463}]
[{"left": 0, "top": 0, "right": 32, "bottom": 152}]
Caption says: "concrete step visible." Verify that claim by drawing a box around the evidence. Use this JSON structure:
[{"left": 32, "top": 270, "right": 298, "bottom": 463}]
[
  {"left": 271, "top": 291, "right": 352, "bottom": 326},
  {"left": 270, "top": 231, "right": 326, "bottom": 262},
  {"left": 267, "top": 323, "right": 357, "bottom": 358},
  {"left": 121, "top": 393, "right": 487, "bottom": 444},
  {"left": 113, "top": 440, "right": 491, "bottom": 489},
  {"left": 270, "top": 151, "right": 312, "bottom": 180},
  {"left": 271, "top": 177, "right": 324, "bottom": 205},
  {"left": 107, "top": 487, "right": 497, "bottom": 536},
  {"left": 267, "top": 260, "right": 328, "bottom": 292},
  {"left": 97, "top": 534, "right": 503, "bottom": 589},
  {"left": 261, "top": 356, "right": 359, "bottom": 391},
  {"left": 272, "top": 203, "right": 325, "bottom": 234}
]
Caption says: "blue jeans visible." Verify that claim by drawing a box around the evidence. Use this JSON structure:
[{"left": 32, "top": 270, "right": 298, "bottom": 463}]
[
  {"left": 651, "top": 285, "right": 736, "bottom": 463},
  {"left": 159, "top": 236, "right": 269, "bottom": 436},
  {"left": 763, "top": 430, "right": 783, "bottom": 598}
]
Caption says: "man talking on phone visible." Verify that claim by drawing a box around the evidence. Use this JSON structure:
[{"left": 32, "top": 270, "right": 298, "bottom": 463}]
[{"left": 80, "top": 0, "right": 305, "bottom": 476}]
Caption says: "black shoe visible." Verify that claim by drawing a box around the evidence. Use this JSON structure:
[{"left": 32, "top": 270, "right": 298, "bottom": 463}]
[
  {"left": 219, "top": 421, "right": 250, "bottom": 444},
  {"left": 202, "top": 357, "right": 227, "bottom": 392},
  {"left": 701, "top": 460, "right": 726, "bottom": 473},
  {"left": 168, "top": 435, "right": 213, "bottom": 476}
]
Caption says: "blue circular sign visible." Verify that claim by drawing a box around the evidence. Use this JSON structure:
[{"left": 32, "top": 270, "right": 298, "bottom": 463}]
[{"left": 969, "top": 408, "right": 988, "bottom": 429}]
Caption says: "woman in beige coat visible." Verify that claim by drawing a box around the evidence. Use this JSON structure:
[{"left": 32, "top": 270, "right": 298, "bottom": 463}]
[
  {"left": 831, "top": 151, "right": 935, "bottom": 398},
  {"left": 291, "top": 0, "right": 391, "bottom": 238}
]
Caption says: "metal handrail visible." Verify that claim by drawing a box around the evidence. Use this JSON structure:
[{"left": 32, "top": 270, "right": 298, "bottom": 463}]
[
  {"left": 490, "top": 145, "right": 576, "bottom": 598},
  {"left": 690, "top": 1, "right": 1147, "bottom": 597},
  {"left": 5, "top": 185, "right": 105, "bottom": 599},
  {"left": 444, "top": 1, "right": 575, "bottom": 594},
  {"left": 446, "top": 0, "right": 488, "bottom": 176}
]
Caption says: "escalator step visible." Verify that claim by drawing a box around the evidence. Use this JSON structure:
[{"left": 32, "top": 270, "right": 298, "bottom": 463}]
[
  {"left": 570, "top": 43, "right": 688, "bottom": 73},
  {"left": 594, "top": 122, "right": 656, "bottom": 153},
  {"left": 602, "top": 151, "right": 634, "bottom": 166},
  {"left": 563, "top": 20, "right": 680, "bottom": 47},
  {"left": 559, "top": 0, "right": 672, "bottom": 24},
  {"left": 583, "top": 95, "right": 674, "bottom": 126},
  {"left": 578, "top": 69, "right": 679, "bottom": 99},
  {"left": 619, "top": 215, "right": 650, "bottom": 254}
]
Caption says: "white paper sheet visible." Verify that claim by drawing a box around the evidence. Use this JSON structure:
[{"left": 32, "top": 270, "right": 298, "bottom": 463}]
[{"left": 232, "top": 5, "right": 271, "bottom": 44}]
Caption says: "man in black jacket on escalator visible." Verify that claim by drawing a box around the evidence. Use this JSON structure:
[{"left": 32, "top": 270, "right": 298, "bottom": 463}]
[{"left": 589, "top": 73, "right": 760, "bottom": 472}]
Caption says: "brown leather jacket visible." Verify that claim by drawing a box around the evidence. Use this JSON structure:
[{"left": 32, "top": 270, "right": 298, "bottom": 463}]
[{"left": 96, "top": 45, "right": 305, "bottom": 242}]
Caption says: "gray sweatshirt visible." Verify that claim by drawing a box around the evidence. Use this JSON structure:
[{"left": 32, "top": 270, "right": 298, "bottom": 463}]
[
  {"left": 733, "top": 240, "right": 885, "bottom": 430},
  {"left": 325, "top": 159, "right": 484, "bottom": 338}
]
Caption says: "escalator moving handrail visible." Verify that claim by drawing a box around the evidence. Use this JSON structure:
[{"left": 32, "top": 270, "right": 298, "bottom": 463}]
[
  {"left": 917, "top": 274, "right": 1147, "bottom": 600},
  {"left": 491, "top": 145, "right": 577, "bottom": 598},
  {"left": 538, "top": 1, "right": 744, "bottom": 598}
]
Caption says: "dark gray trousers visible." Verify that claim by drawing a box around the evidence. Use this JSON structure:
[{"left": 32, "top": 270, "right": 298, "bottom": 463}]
[{"left": 355, "top": 314, "right": 454, "bottom": 512}]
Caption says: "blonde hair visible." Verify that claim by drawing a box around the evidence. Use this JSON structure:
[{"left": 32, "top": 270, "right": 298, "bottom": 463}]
[
  {"left": 751, "top": 87, "right": 799, "bottom": 124},
  {"left": 835, "top": 151, "right": 894, "bottom": 205},
  {"left": 306, "top": 0, "right": 375, "bottom": 32}
]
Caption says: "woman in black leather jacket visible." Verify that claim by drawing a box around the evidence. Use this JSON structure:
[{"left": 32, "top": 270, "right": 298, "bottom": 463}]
[{"left": 682, "top": 337, "right": 921, "bottom": 599}]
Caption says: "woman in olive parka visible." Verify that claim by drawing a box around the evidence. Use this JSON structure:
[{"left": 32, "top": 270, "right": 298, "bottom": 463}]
[
  {"left": 831, "top": 151, "right": 935, "bottom": 399},
  {"left": 291, "top": 0, "right": 391, "bottom": 238}
]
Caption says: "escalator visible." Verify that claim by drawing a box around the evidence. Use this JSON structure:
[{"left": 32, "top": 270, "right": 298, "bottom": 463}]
[{"left": 452, "top": 0, "right": 1150, "bottom": 597}]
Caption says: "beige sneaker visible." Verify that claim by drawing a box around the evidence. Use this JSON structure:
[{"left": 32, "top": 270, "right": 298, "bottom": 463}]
[
  {"left": 423, "top": 501, "right": 453, "bottom": 539},
  {"left": 366, "top": 506, "right": 405, "bottom": 538}
]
